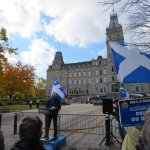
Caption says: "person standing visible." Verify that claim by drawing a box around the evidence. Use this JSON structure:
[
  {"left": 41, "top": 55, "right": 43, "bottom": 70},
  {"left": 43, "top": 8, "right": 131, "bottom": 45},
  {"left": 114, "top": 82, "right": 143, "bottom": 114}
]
[
  {"left": 36, "top": 98, "right": 40, "bottom": 109},
  {"left": 42, "top": 93, "right": 61, "bottom": 141},
  {"left": 29, "top": 99, "right": 33, "bottom": 109}
]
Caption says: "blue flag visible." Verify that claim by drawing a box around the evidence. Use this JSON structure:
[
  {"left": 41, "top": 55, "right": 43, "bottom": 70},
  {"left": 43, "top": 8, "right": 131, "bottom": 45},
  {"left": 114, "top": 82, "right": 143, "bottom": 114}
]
[
  {"left": 51, "top": 79, "right": 67, "bottom": 102},
  {"left": 119, "top": 87, "right": 129, "bottom": 100},
  {"left": 109, "top": 41, "right": 150, "bottom": 83}
]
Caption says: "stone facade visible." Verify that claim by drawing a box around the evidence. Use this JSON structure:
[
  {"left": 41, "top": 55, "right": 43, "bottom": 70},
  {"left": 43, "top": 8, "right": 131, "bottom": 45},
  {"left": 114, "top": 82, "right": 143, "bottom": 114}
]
[{"left": 46, "top": 12, "right": 150, "bottom": 97}]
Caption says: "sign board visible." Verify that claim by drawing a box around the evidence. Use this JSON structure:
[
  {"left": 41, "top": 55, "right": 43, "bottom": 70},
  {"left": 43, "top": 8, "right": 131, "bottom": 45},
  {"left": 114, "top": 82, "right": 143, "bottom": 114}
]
[
  {"left": 39, "top": 108, "right": 50, "bottom": 115},
  {"left": 119, "top": 98, "right": 150, "bottom": 127}
]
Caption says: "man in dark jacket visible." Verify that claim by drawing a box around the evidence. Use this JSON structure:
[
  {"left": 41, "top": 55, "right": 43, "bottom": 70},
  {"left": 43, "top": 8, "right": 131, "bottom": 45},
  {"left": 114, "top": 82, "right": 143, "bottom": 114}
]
[
  {"left": 10, "top": 116, "right": 45, "bottom": 150},
  {"left": 42, "top": 93, "right": 61, "bottom": 141}
]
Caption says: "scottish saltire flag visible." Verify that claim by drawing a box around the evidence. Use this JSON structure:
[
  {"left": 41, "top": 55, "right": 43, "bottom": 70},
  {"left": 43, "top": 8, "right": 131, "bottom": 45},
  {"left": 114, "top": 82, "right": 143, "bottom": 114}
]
[
  {"left": 109, "top": 41, "right": 150, "bottom": 83},
  {"left": 119, "top": 87, "right": 129, "bottom": 100},
  {"left": 51, "top": 79, "right": 67, "bottom": 102}
]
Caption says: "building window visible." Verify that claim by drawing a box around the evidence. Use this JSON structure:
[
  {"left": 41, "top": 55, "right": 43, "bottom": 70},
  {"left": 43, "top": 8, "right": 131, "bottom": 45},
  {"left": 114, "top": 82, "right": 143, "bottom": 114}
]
[
  {"left": 96, "top": 78, "right": 99, "bottom": 83},
  {"left": 74, "top": 80, "right": 76, "bottom": 84},
  {"left": 88, "top": 71, "right": 91, "bottom": 76},
  {"left": 104, "top": 78, "right": 106, "bottom": 82},
  {"left": 100, "top": 88, "right": 103, "bottom": 93},
  {"left": 96, "top": 70, "right": 98, "bottom": 75},
  {"left": 79, "top": 72, "right": 81, "bottom": 76},
  {"left": 103, "top": 70, "right": 106, "bottom": 74},
  {"left": 96, "top": 62, "right": 98, "bottom": 66},
  {"left": 112, "top": 76, "right": 114, "bottom": 82},
  {"left": 69, "top": 89, "right": 71, "bottom": 93},
  {"left": 69, "top": 73, "right": 71, "bottom": 77},
  {"left": 112, "top": 66, "right": 114, "bottom": 72},
  {"left": 83, "top": 72, "right": 86, "bottom": 76},
  {"left": 100, "top": 78, "right": 102, "bottom": 83},
  {"left": 79, "top": 80, "right": 81, "bottom": 84},
  {"left": 86, "top": 90, "right": 88, "bottom": 94},
  {"left": 74, "top": 73, "right": 76, "bottom": 77},
  {"left": 84, "top": 79, "right": 86, "bottom": 84},
  {"left": 100, "top": 70, "right": 102, "bottom": 75},
  {"left": 79, "top": 88, "right": 81, "bottom": 93},
  {"left": 69, "top": 80, "right": 72, "bottom": 84}
]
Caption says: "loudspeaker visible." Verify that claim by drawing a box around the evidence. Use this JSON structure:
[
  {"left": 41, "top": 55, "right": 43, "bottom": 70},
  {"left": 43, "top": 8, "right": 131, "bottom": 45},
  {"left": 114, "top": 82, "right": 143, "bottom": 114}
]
[{"left": 102, "top": 98, "right": 113, "bottom": 114}]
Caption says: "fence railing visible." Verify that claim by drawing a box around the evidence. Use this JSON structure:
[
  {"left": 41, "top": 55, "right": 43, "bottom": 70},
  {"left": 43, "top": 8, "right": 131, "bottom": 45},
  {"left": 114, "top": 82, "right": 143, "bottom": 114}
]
[{"left": 0, "top": 112, "right": 121, "bottom": 140}]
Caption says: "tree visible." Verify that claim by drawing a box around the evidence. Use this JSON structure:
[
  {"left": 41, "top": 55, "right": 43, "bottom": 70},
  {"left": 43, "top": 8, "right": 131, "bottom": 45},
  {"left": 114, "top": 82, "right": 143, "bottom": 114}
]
[
  {"left": 0, "top": 62, "right": 35, "bottom": 100},
  {"left": 0, "top": 27, "right": 17, "bottom": 72},
  {"left": 98, "top": 0, "right": 150, "bottom": 50},
  {"left": 35, "top": 77, "right": 46, "bottom": 99}
]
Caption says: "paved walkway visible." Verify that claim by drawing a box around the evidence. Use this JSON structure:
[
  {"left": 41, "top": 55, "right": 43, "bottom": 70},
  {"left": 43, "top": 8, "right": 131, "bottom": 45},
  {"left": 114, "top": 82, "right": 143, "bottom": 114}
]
[{"left": 2, "top": 104, "right": 121, "bottom": 150}]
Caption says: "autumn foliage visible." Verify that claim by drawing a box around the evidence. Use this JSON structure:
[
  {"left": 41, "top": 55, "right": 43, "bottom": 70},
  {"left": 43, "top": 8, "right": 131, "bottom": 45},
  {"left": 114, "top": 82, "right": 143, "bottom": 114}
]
[{"left": 0, "top": 62, "right": 35, "bottom": 100}]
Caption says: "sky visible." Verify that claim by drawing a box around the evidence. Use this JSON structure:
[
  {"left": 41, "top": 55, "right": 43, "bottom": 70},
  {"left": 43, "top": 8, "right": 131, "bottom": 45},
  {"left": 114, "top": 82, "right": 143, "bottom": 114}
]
[{"left": 0, "top": 0, "right": 128, "bottom": 79}]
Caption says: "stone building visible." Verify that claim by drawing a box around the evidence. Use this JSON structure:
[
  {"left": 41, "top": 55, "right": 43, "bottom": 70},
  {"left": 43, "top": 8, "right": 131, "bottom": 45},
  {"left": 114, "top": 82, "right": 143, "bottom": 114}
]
[{"left": 46, "top": 12, "right": 150, "bottom": 97}]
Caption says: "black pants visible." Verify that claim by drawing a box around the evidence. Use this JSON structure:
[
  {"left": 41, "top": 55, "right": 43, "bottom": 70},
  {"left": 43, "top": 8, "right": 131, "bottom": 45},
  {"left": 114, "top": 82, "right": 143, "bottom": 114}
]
[{"left": 45, "top": 114, "right": 58, "bottom": 138}]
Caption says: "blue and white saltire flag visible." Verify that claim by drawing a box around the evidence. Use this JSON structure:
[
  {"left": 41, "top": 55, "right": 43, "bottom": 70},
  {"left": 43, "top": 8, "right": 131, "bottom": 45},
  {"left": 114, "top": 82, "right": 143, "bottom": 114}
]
[
  {"left": 109, "top": 41, "right": 150, "bottom": 83},
  {"left": 51, "top": 79, "right": 67, "bottom": 102},
  {"left": 119, "top": 87, "right": 129, "bottom": 100}
]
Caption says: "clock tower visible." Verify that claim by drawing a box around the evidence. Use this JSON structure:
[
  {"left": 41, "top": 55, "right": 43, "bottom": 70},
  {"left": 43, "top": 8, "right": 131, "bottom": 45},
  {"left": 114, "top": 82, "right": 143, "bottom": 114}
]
[{"left": 106, "top": 11, "right": 124, "bottom": 58}]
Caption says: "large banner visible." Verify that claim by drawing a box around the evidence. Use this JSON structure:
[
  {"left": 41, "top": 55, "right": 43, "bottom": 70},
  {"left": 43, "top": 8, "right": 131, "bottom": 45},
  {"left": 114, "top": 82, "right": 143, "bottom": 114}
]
[
  {"left": 119, "top": 98, "right": 150, "bottom": 127},
  {"left": 109, "top": 41, "right": 150, "bottom": 83}
]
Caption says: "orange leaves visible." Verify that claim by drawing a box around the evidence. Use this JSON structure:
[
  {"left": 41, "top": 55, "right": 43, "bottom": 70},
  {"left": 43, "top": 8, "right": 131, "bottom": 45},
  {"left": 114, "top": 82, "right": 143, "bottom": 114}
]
[{"left": 0, "top": 62, "right": 35, "bottom": 98}]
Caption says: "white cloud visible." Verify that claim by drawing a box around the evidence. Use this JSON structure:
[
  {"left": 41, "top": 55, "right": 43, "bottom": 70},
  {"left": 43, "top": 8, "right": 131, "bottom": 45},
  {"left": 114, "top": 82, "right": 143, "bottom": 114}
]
[
  {"left": 5, "top": 38, "right": 56, "bottom": 78},
  {"left": 0, "top": 0, "right": 112, "bottom": 46},
  {"left": 0, "top": 0, "right": 41, "bottom": 38},
  {"left": 44, "top": 0, "right": 109, "bottom": 47},
  {"left": 20, "top": 38, "right": 56, "bottom": 78}
]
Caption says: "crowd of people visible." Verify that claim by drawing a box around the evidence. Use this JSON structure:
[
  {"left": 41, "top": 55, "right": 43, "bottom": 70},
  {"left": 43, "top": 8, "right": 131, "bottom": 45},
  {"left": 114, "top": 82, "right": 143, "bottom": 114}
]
[{"left": 1, "top": 92, "right": 150, "bottom": 149}]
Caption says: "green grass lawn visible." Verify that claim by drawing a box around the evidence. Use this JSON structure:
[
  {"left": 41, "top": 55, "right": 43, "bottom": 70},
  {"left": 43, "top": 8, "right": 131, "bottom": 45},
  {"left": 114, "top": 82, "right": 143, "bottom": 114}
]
[{"left": 0, "top": 104, "right": 45, "bottom": 111}]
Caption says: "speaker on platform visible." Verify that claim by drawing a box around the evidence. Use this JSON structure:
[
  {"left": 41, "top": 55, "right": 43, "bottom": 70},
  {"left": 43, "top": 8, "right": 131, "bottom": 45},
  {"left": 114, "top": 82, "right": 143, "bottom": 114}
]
[{"left": 102, "top": 98, "right": 113, "bottom": 114}]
